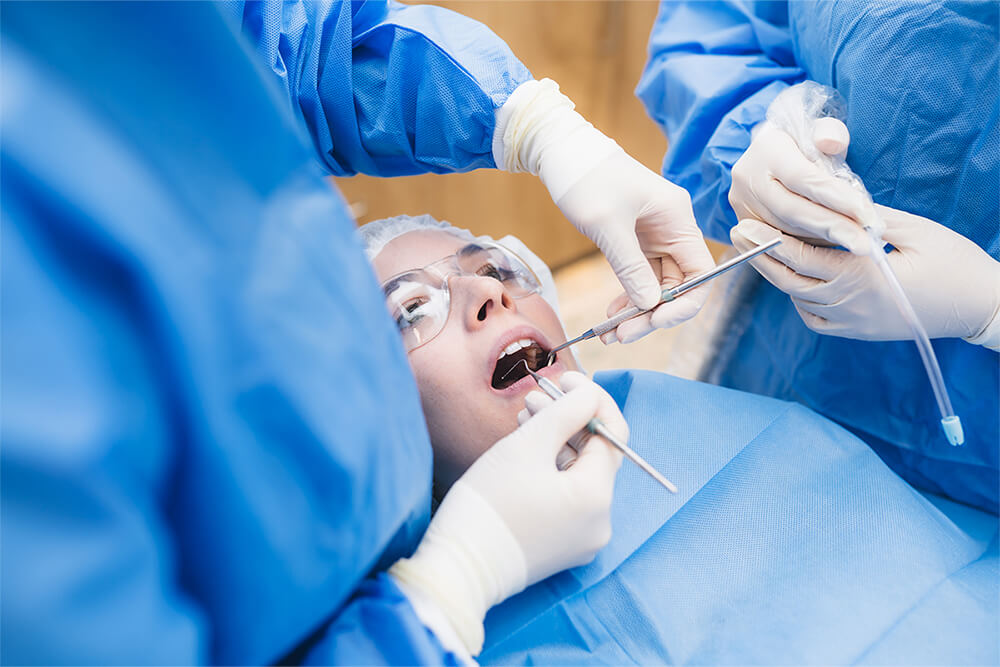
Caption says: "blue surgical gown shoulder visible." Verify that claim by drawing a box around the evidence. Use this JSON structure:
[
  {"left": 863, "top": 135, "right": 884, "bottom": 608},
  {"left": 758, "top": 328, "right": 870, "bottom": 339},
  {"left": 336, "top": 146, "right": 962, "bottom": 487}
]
[
  {"left": 1, "top": 3, "right": 449, "bottom": 664},
  {"left": 637, "top": 0, "right": 999, "bottom": 512},
  {"left": 228, "top": 0, "right": 533, "bottom": 176},
  {"left": 636, "top": 0, "right": 805, "bottom": 243}
]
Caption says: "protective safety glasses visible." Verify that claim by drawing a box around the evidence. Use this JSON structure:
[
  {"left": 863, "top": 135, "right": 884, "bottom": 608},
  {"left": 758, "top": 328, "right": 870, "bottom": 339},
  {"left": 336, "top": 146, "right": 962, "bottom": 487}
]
[{"left": 381, "top": 241, "right": 542, "bottom": 352}]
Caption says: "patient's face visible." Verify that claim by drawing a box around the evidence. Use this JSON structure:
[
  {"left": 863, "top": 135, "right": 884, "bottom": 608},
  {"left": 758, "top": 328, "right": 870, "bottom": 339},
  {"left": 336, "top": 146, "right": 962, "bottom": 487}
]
[{"left": 373, "top": 230, "right": 575, "bottom": 491}]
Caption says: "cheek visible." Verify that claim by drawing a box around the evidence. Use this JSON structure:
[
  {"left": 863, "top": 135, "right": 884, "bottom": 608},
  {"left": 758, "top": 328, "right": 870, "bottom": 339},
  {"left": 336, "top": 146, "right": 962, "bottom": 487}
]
[
  {"left": 520, "top": 297, "right": 567, "bottom": 342},
  {"left": 407, "top": 334, "right": 477, "bottom": 435},
  {"left": 407, "top": 335, "right": 517, "bottom": 476}
]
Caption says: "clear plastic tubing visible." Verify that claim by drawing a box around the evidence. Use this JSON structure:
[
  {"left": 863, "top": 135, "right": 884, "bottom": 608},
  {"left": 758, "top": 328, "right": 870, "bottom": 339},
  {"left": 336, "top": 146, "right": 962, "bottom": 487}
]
[{"left": 865, "top": 227, "right": 964, "bottom": 446}]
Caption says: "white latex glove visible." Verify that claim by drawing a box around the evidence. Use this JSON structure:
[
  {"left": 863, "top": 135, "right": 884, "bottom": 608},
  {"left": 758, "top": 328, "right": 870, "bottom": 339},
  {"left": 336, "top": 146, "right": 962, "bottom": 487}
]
[
  {"left": 389, "top": 372, "right": 625, "bottom": 655},
  {"left": 729, "top": 117, "right": 879, "bottom": 255},
  {"left": 731, "top": 206, "right": 1000, "bottom": 349},
  {"left": 494, "top": 79, "right": 715, "bottom": 340}
]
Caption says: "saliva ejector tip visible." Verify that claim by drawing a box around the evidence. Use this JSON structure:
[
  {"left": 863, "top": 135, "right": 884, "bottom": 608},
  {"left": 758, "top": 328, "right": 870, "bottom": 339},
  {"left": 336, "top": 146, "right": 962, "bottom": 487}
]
[{"left": 941, "top": 415, "right": 964, "bottom": 447}]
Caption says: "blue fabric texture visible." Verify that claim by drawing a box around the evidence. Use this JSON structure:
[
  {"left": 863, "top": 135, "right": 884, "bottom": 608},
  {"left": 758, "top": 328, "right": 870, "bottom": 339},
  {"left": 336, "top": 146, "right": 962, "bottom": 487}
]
[
  {"left": 480, "top": 370, "right": 999, "bottom": 665},
  {"left": 0, "top": 1, "right": 528, "bottom": 663},
  {"left": 302, "top": 574, "right": 464, "bottom": 666},
  {"left": 636, "top": 0, "right": 999, "bottom": 511},
  {"left": 228, "top": 0, "right": 532, "bottom": 176}
]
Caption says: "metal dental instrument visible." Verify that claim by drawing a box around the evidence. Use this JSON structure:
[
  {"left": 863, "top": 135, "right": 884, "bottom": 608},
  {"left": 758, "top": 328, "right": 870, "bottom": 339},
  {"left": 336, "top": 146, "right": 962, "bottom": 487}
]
[
  {"left": 506, "top": 360, "right": 678, "bottom": 493},
  {"left": 547, "top": 237, "right": 782, "bottom": 361}
]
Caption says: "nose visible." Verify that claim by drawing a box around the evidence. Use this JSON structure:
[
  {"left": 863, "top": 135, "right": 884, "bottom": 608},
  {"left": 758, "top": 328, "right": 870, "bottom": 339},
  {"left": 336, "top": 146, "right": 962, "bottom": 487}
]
[{"left": 452, "top": 275, "right": 516, "bottom": 330}]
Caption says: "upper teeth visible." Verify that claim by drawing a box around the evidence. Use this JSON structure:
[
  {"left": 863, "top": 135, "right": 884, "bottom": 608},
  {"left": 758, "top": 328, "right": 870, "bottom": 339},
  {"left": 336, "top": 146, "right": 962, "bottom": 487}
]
[{"left": 498, "top": 338, "right": 536, "bottom": 360}]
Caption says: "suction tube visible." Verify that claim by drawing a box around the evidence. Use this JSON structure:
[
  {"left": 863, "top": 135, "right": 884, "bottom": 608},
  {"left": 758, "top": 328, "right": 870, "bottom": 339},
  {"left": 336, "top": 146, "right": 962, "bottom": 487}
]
[
  {"left": 765, "top": 82, "right": 964, "bottom": 446},
  {"left": 865, "top": 230, "right": 964, "bottom": 445}
]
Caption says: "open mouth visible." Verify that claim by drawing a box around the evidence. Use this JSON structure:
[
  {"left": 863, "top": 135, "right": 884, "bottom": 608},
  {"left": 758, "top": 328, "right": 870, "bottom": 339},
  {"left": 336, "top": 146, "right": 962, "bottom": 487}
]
[{"left": 491, "top": 338, "right": 554, "bottom": 390}]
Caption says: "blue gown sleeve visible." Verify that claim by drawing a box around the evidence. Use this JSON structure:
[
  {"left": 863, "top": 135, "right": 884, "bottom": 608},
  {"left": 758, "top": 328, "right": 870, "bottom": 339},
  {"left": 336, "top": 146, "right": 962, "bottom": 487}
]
[
  {"left": 228, "top": 0, "right": 533, "bottom": 177},
  {"left": 301, "top": 575, "right": 462, "bottom": 666},
  {"left": 635, "top": 0, "right": 805, "bottom": 243},
  {"left": 2, "top": 215, "right": 456, "bottom": 665}
]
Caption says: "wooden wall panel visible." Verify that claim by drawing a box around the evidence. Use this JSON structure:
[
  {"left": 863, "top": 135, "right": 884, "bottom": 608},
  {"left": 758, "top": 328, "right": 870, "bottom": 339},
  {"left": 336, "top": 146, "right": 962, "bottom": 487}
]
[{"left": 333, "top": 0, "right": 668, "bottom": 270}]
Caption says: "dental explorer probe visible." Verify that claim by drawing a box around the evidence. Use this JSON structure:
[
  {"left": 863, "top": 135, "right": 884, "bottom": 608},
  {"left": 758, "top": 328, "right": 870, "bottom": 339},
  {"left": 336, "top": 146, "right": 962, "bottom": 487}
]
[
  {"left": 547, "top": 237, "right": 782, "bottom": 361},
  {"left": 506, "top": 360, "right": 678, "bottom": 494}
]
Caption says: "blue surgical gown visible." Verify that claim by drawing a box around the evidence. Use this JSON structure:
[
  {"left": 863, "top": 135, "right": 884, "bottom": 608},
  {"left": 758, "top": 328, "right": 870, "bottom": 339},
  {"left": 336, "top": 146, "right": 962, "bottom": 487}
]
[
  {"left": 636, "top": 1, "right": 1000, "bottom": 512},
  {"left": 482, "top": 370, "right": 999, "bottom": 664},
  {"left": 1, "top": 1, "right": 529, "bottom": 664}
]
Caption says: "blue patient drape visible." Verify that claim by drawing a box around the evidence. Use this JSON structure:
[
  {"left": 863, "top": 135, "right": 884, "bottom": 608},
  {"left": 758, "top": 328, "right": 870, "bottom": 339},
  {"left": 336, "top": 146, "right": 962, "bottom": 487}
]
[{"left": 481, "top": 370, "right": 998, "bottom": 665}]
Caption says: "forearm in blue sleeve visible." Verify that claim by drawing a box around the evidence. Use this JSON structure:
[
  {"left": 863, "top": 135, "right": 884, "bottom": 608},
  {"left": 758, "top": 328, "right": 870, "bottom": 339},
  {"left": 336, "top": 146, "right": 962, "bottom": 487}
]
[
  {"left": 229, "top": 0, "right": 532, "bottom": 177},
  {"left": 636, "top": 0, "right": 805, "bottom": 242},
  {"left": 301, "top": 574, "right": 462, "bottom": 666}
]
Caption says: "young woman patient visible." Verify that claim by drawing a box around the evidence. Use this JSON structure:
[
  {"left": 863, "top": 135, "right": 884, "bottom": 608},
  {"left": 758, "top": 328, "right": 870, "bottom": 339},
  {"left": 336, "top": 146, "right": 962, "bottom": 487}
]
[{"left": 361, "top": 214, "right": 998, "bottom": 666}]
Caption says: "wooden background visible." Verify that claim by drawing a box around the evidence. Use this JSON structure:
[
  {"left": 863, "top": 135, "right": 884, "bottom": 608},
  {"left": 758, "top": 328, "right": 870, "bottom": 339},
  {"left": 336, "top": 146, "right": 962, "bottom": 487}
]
[{"left": 333, "top": 0, "right": 669, "bottom": 270}]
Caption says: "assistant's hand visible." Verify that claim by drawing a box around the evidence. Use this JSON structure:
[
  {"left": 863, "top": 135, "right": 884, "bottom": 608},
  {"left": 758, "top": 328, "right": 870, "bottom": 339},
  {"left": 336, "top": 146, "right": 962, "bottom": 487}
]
[
  {"left": 389, "top": 372, "right": 624, "bottom": 655},
  {"left": 729, "top": 118, "right": 877, "bottom": 255},
  {"left": 494, "top": 79, "right": 715, "bottom": 337},
  {"left": 731, "top": 206, "right": 1000, "bottom": 347}
]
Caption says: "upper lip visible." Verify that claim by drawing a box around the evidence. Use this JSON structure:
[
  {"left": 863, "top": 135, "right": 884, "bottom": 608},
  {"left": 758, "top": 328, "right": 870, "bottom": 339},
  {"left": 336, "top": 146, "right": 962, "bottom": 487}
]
[{"left": 486, "top": 325, "right": 553, "bottom": 387}]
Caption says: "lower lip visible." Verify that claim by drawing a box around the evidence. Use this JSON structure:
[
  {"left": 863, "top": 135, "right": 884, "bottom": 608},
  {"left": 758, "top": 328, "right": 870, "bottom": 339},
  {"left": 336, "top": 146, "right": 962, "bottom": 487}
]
[{"left": 491, "top": 357, "right": 565, "bottom": 396}]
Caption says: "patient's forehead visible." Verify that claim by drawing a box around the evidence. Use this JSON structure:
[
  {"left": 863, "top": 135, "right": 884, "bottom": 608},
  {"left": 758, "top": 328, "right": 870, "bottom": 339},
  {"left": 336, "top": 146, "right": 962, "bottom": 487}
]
[{"left": 372, "top": 230, "right": 467, "bottom": 282}]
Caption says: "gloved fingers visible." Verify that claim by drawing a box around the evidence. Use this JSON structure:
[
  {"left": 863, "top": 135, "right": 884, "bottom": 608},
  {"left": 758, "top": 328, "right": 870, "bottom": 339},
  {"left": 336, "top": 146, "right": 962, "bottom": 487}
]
[
  {"left": 649, "top": 293, "right": 703, "bottom": 330},
  {"left": 762, "top": 177, "right": 869, "bottom": 254},
  {"left": 812, "top": 117, "right": 850, "bottom": 156},
  {"left": 732, "top": 229, "right": 827, "bottom": 298},
  {"left": 605, "top": 291, "right": 632, "bottom": 318},
  {"left": 556, "top": 370, "right": 591, "bottom": 392},
  {"left": 522, "top": 401, "right": 583, "bottom": 470},
  {"left": 874, "top": 203, "right": 934, "bottom": 249},
  {"left": 649, "top": 220, "right": 716, "bottom": 280},
  {"left": 650, "top": 253, "right": 685, "bottom": 292},
  {"left": 604, "top": 286, "right": 708, "bottom": 342},
  {"left": 560, "top": 372, "right": 628, "bottom": 447},
  {"left": 524, "top": 390, "right": 554, "bottom": 416},
  {"left": 517, "top": 379, "right": 605, "bottom": 457},
  {"left": 792, "top": 298, "right": 855, "bottom": 336},
  {"left": 615, "top": 312, "right": 656, "bottom": 344},
  {"left": 792, "top": 299, "right": 835, "bottom": 333},
  {"left": 602, "top": 294, "right": 655, "bottom": 344},
  {"left": 555, "top": 444, "right": 579, "bottom": 471},
  {"left": 561, "top": 410, "right": 626, "bottom": 487},
  {"left": 733, "top": 219, "right": 843, "bottom": 281},
  {"left": 755, "top": 130, "right": 870, "bottom": 252},
  {"left": 646, "top": 245, "right": 712, "bottom": 328},
  {"left": 564, "top": 429, "right": 622, "bottom": 502},
  {"left": 596, "top": 221, "right": 662, "bottom": 310}
]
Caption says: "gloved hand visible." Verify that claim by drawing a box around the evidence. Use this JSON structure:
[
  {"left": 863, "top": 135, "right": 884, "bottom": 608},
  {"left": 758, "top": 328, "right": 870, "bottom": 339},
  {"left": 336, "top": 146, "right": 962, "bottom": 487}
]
[
  {"left": 729, "top": 117, "right": 877, "bottom": 255},
  {"left": 730, "top": 206, "right": 1000, "bottom": 349},
  {"left": 389, "top": 372, "right": 625, "bottom": 655},
  {"left": 494, "top": 79, "right": 715, "bottom": 339}
]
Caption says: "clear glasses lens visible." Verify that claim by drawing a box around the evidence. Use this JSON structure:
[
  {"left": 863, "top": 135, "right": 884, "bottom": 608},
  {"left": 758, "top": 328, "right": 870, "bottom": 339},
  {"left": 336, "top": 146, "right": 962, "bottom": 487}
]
[
  {"left": 454, "top": 244, "right": 540, "bottom": 297},
  {"left": 383, "top": 243, "right": 541, "bottom": 351},
  {"left": 383, "top": 270, "right": 451, "bottom": 351}
]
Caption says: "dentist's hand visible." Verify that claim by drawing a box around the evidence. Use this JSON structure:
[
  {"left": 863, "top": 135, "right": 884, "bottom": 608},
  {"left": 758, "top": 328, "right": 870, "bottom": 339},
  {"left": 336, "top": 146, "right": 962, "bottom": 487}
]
[
  {"left": 557, "top": 151, "right": 716, "bottom": 341},
  {"left": 731, "top": 206, "right": 1000, "bottom": 348},
  {"left": 389, "top": 372, "right": 625, "bottom": 655},
  {"left": 494, "top": 79, "right": 715, "bottom": 337},
  {"left": 729, "top": 118, "right": 876, "bottom": 254}
]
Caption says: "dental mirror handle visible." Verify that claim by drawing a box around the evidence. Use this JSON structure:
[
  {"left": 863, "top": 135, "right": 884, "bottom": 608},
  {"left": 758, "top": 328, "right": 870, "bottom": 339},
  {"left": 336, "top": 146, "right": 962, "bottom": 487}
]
[
  {"left": 529, "top": 372, "right": 678, "bottom": 494},
  {"left": 594, "top": 236, "right": 782, "bottom": 335},
  {"left": 549, "top": 238, "right": 781, "bottom": 358}
]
